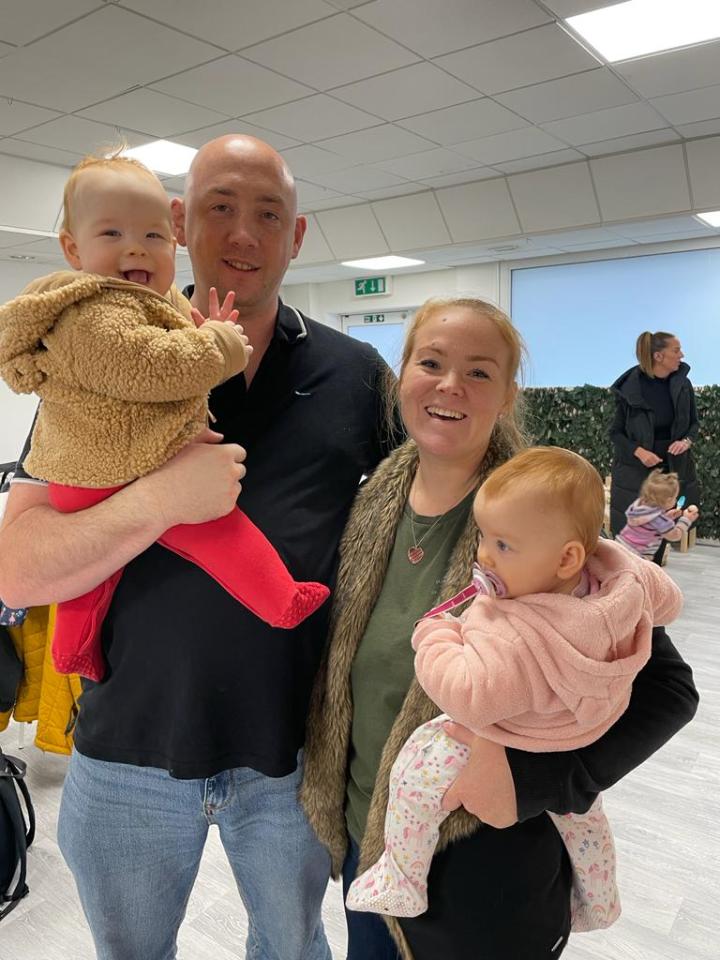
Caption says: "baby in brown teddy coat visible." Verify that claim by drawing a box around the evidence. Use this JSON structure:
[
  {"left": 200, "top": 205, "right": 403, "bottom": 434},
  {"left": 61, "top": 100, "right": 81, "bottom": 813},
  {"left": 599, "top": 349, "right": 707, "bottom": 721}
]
[{"left": 0, "top": 154, "right": 328, "bottom": 681}]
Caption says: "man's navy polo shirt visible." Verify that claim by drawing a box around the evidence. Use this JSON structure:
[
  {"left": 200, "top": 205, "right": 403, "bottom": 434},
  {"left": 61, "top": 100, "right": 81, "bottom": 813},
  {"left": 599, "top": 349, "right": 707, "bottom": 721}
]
[{"left": 15, "top": 300, "right": 393, "bottom": 778}]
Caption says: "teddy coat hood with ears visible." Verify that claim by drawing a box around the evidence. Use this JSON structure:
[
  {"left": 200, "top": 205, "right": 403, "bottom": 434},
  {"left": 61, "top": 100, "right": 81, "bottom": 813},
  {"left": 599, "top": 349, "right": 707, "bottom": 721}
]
[{"left": 0, "top": 270, "right": 248, "bottom": 487}]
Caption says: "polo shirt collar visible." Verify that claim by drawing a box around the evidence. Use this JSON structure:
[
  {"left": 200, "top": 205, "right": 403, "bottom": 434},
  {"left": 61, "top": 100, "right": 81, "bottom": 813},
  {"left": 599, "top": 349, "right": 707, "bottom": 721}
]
[{"left": 181, "top": 285, "right": 308, "bottom": 347}]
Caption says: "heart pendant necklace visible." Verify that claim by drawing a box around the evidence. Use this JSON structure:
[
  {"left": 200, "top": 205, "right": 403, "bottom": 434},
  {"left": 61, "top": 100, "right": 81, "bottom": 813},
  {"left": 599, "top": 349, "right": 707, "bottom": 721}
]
[{"left": 407, "top": 509, "right": 444, "bottom": 564}]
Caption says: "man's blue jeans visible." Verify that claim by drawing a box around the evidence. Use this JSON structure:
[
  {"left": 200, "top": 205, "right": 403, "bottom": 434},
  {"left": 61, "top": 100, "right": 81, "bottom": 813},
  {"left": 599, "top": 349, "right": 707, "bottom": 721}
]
[{"left": 58, "top": 749, "right": 332, "bottom": 960}]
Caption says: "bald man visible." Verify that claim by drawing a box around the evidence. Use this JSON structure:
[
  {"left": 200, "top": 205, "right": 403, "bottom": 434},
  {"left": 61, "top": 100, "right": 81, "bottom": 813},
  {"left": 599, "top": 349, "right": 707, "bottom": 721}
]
[{"left": 0, "top": 136, "right": 397, "bottom": 959}]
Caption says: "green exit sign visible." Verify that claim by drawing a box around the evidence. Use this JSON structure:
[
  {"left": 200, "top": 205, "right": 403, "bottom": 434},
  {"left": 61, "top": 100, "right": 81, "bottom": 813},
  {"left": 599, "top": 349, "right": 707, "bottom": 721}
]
[{"left": 354, "top": 276, "right": 387, "bottom": 296}]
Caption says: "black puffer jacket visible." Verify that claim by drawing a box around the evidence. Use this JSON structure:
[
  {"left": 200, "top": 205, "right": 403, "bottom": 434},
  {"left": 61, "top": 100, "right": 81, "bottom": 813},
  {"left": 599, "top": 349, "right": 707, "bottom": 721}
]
[{"left": 609, "top": 362, "right": 700, "bottom": 534}]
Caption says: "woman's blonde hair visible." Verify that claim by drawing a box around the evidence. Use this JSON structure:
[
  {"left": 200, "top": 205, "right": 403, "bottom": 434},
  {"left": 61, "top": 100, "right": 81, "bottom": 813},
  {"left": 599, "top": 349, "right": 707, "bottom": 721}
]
[
  {"left": 479, "top": 446, "right": 605, "bottom": 555},
  {"left": 639, "top": 469, "right": 680, "bottom": 508},
  {"left": 61, "top": 145, "right": 162, "bottom": 233},
  {"left": 387, "top": 296, "right": 528, "bottom": 454},
  {"left": 636, "top": 331, "right": 676, "bottom": 377}
]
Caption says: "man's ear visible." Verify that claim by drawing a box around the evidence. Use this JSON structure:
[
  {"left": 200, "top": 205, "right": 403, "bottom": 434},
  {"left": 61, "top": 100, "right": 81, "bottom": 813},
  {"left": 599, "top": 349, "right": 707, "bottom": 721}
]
[
  {"left": 556, "top": 540, "right": 586, "bottom": 581},
  {"left": 59, "top": 229, "right": 82, "bottom": 270},
  {"left": 171, "top": 197, "right": 186, "bottom": 247},
  {"left": 291, "top": 215, "right": 307, "bottom": 260}
]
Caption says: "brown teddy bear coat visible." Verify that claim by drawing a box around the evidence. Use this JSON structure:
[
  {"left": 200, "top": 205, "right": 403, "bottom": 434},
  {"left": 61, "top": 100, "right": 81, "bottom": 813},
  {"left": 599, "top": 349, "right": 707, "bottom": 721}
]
[{"left": 0, "top": 271, "right": 248, "bottom": 487}]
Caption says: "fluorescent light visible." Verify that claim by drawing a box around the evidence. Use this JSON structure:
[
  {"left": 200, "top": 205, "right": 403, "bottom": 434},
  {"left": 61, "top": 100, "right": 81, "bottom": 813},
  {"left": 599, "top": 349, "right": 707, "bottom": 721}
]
[
  {"left": 341, "top": 256, "right": 425, "bottom": 270},
  {"left": 567, "top": 0, "right": 720, "bottom": 62},
  {"left": 695, "top": 210, "right": 720, "bottom": 227},
  {"left": 120, "top": 140, "right": 197, "bottom": 176},
  {"left": 0, "top": 225, "right": 57, "bottom": 238}
]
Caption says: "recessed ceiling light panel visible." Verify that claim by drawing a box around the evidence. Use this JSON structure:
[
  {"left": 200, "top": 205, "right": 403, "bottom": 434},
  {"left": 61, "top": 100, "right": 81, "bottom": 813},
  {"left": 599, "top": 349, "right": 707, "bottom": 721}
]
[
  {"left": 121, "top": 140, "right": 197, "bottom": 176},
  {"left": 695, "top": 210, "right": 720, "bottom": 227},
  {"left": 567, "top": 0, "right": 720, "bottom": 62},
  {"left": 341, "top": 256, "right": 425, "bottom": 270}
]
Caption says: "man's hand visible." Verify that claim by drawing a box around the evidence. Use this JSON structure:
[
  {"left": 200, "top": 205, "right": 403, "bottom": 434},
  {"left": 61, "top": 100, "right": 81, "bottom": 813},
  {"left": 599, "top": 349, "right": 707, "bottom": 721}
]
[
  {"left": 634, "top": 446, "right": 663, "bottom": 468},
  {"left": 441, "top": 722, "right": 518, "bottom": 828},
  {"left": 139, "top": 428, "right": 246, "bottom": 529}
]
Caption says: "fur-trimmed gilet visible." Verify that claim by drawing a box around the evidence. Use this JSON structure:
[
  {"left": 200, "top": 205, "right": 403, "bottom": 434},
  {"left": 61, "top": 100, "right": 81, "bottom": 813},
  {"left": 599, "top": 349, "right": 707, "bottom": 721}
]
[
  {"left": 0, "top": 271, "right": 248, "bottom": 487},
  {"left": 301, "top": 433, "right": 516, "bottom": 958}
]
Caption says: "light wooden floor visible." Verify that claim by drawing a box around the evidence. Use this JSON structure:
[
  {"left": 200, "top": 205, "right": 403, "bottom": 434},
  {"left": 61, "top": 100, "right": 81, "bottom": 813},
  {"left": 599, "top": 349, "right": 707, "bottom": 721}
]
[{"left": 1, "top": 545, "right": 718, "bottom": 960}]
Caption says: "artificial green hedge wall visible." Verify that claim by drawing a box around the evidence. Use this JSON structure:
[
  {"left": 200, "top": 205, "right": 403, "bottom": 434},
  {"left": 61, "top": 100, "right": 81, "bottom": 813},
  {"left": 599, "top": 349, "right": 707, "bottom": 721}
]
[{"left": 523, "top": 385, "right": 719, "bottom": 540}]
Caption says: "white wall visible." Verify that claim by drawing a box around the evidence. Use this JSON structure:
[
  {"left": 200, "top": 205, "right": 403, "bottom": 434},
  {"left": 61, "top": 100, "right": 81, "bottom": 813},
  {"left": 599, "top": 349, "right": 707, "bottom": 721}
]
[
  {"left": 281, "top": 262, "right": 500, "bottom": 327},
  {"left": 0, "top": 260, "right": 56, "bottom": 464}
]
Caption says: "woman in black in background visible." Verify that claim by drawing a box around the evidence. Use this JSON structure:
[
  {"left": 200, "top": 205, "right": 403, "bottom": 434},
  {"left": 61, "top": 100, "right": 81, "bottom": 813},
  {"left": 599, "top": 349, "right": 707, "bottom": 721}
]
[{"left": 610, "top": 331, "right": 700, "bottom": 559}]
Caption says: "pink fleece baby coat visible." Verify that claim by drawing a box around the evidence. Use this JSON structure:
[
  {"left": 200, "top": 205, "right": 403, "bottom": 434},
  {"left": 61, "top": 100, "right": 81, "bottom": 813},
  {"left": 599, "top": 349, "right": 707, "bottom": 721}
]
[{"left": 411, "top": 538, "right": 682, "bottom": 751}]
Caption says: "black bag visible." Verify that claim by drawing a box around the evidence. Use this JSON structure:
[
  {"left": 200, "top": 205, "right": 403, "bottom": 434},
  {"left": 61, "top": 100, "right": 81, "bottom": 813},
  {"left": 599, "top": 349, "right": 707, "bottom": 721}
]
[
  {"left": 0, "top": 747, "right": 35, "bottom": 921},
  {"left": 0, "top": 624, "right": 22, "bottom": 712}
]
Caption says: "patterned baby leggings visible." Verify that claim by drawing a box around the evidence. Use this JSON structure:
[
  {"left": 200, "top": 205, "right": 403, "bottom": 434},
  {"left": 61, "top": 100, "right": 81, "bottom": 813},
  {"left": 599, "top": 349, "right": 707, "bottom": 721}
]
[{"left": 346, "top": 715, "right": 621, "bottom": 931}]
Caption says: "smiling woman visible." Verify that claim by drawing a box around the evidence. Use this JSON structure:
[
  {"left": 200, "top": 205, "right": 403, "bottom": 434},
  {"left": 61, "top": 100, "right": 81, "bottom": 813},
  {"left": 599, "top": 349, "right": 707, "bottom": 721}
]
[{"left": 301, "top": 295, "right": 699, "bottom": 960}]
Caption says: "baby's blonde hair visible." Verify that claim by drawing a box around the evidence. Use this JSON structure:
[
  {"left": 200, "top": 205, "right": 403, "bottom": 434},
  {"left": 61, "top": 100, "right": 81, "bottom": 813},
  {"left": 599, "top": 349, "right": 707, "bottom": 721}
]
[
  {"left": 479, "top": 446, "right": 605, "bottom": 555},
  {"left": 61, "top": 148, "right": 164, "bottom": 233},
  {"left": 639, "top": 469, "right": 680, "bottom": 508}
]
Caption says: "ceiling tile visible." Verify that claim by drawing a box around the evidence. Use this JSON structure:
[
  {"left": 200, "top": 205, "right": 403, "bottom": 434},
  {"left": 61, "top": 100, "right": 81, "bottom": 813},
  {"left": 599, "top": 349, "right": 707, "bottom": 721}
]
[
  {"left": 296, "top": 180, "right": 346, "bottom": 211},
  {"left": 397, "top": 99, "right": 528, "bottom": 146},
  {"left": 18, "top": 116, "right": 150, "bottom": 155},
  {"left": 0, "top": 154, "right": 70, "bottom": 232},
  {"left": 294, "top": 214, "right": 334, "bottom": 264},
  {"left": 543, "top": 0, "right": 619, "bottom": 14},
  {"left": 609, "top": 216, "right": 711, "bottom": 240},
  {"left": 508, "top": 162, "right": 599, "bottom": 231},
  {"left": 244, "top": 95, "right": 379, "bottom": 141},
  {"left": 300, "top": 195, "right": 364, "bottom": 212},
  {"left": 1, "top": 0, "right": 99, "bottom": 45},
  {"left": 0, "top": 100, "right": 59, "bottom": 138},
  {"left": 242, "top": 14, "right": 418, "bottom": 90},
  {"left": 0, "top": 5, "right": 220, "bottom": 112},
  {"left": 434, "top": 24, "right": 598, "bottom": 96},
  {"left": 686, "top": 137, "right": 720, "bottom": 209},
  {"left": 542, "top": 102, "right": 668, "bottom": 146},
  {"left": 159, "top": 175, "right": 186, "bottom": 194},
  {"left": 578, "top": 129, "right": 680, "bottom": 157},
  {"left": 316, "top": 204, "right": 389, "bottom": 259},
  {"left": 174, "top": 120, "right": 300, "bottom": 152},
  {"left": 591, "top": 145, "right": 691, "bottom": 221},
  {"left": 353, "top": 183, "right": 427, "bottom": 200},
  {"left": 376, "top": 148, "right": 480, "bottom": 180},
  {"left": 436, "top": 179, "right": 520, "bottom": 242},
  {"left": 332, "top": 63, "right": 479, "bottom": 122},
  {"left": 530, "top": 226, "right": 626, "bottom": 246},
  {"left": 493, "top": 148, "right": 585, "bottom": 173},
  {"left": 308, "top": 165, "right": 409, "bottom": 192},
  {"left": 316, "top": 125, "right": 435, "bottom": 162},
  {"left": 419, "top": 169, "right": 500, "bottom": 188},
  {"left": 0, "top": 138, "right": 82, "bottom": 168},
  {"left": 650, "top": 85, "right": 720, "bottom": 126},
  {"left": 79, "top": 89, "right": 229, "bottom": 138},
  {"left": 372, "top": 192, "right": 451, "bottom": 249},
  {"left": 0, "top": 229, "right": 51, "bottom": 250},
  {"left": 496, "top": 69, "right": 638, "bottom": 124},
  {"left": 120, "top": 0, "right": 335, "bottom": 49},
  {"left": 615, "top": 41, "right": 720, "bottom": 100},
  {"left": 0, "top": 41, "right": 15, "bottom": 58},
  {"left": 676, "top": 118, "right": 720, "bottom": 138},
  {"left": 454, "top": 127, "right": 567, "bottom": 165},
  {"left": 151, "top": 55, "right": 313, "bottom": 117},
  {"left": 354, "top": 0, "right": 550, "bottom": 59},
  {"left": 280, "top": 145, "right": 357, "bottom": 178}
]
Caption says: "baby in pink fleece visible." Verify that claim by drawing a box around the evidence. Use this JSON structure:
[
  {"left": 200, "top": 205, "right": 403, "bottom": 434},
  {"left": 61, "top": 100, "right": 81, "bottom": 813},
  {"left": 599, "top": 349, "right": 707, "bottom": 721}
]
[{"left": 346, "top": 447, "right": 683, "bottom": 931}]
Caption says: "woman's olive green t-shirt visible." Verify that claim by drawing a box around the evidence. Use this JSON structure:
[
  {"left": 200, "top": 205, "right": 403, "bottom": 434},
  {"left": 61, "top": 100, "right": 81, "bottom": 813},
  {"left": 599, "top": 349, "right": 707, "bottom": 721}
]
[{"left": 345, "top": 493, "right": 474, "bottom": 844}]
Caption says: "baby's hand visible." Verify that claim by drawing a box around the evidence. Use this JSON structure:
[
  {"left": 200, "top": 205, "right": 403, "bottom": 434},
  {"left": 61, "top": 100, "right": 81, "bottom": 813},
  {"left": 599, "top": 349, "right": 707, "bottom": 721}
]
[
  {"left": 191, "top": 287, "right": 239, "bottom": 327},
  {"left": 683, "top": 505, "right": 699, "bottom": 520},
  {"left": 666, "top": 508, "right": 682, "bottom": 520}
]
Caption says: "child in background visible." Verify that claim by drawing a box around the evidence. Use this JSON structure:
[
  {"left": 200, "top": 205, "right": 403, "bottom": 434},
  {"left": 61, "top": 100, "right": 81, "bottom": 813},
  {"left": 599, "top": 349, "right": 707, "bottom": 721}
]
[
  {"left": 346, "top": 447, "right": 683, "bottom": 933},
  {"left": 617, "top": 469, "right": 699, "bottom": 562},
  {"left": 0, "top": 153, "right": 328, "bottom": 682}
]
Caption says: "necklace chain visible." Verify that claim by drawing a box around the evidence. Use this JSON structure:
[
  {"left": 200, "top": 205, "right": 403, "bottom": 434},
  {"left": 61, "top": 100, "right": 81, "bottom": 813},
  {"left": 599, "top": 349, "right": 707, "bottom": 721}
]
[{"left": 407, "top": 508, "right": 444, "bottom": 564}]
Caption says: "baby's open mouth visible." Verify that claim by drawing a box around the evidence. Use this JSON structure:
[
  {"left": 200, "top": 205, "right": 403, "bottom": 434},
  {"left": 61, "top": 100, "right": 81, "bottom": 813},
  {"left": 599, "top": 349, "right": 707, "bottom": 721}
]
[{"left": 123, "top": 270, "right": 151, "bottom": 284}]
